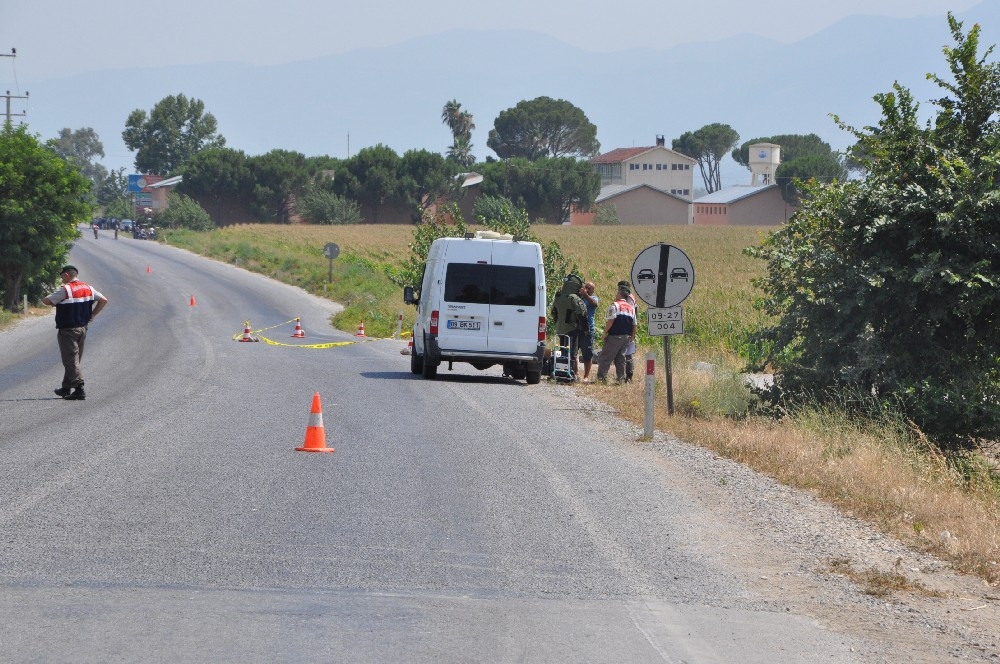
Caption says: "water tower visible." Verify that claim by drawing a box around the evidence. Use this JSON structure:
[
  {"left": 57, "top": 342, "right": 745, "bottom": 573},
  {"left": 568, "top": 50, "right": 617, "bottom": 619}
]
[{"left": 749, "top": 143, "right": 781, "bottom": 186}]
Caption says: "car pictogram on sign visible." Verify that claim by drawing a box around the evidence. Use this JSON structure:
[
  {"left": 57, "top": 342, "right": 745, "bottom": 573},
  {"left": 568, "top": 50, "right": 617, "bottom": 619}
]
[
  {"left": 669, "top": 267, "right": 689, "bottom": 282},
  {"left": 637, "top": 268, "right": 656, "bottom": 283}
]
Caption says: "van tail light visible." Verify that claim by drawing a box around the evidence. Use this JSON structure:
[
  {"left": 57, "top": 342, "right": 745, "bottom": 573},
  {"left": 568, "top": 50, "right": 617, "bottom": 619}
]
[
  {"left": 430, "top": 310, "right": 439, "bottom": 335},
  {"left": 538, "top": 316, "right": 546, "bottom": 342}
]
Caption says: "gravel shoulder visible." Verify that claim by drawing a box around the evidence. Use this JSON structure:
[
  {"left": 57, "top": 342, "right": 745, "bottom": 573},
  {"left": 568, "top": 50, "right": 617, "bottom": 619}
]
[{"left": 555, "top": 385, "right": 1000, "bottom": 662}]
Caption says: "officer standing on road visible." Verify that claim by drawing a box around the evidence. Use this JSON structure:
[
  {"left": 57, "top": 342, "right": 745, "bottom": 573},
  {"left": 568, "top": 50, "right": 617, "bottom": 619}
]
[{"left": 42, "top": 265, "right": 109, "bottom": 401}]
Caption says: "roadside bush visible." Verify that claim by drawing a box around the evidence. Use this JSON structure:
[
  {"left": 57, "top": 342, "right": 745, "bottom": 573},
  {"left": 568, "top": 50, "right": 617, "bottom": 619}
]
[
  {"left": 156, "top": 193, "right": 213, "bottom": 231},
  {"left": 296, "top": 185, "right": 362, "bottom": 224}
]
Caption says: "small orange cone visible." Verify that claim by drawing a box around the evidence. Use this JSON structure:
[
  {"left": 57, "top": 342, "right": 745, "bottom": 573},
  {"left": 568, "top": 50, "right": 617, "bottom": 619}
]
[
  {"left": 356, "top": 320, "right": 366, "bottom": 337},
  {"left": 238, "top": 321, "right": 257, "bottom": 342},
  {"left": 291, "top": 318, "right": 305, "bottom": 338},
  {"left": 146, "top": 265, "right": 152, "bottom": 273},
  {"left": 189, "top": 294, "right": 197, "bottom": 307},
  {"left": 296, "top": 392, "right": 334, "bottom": 453}
]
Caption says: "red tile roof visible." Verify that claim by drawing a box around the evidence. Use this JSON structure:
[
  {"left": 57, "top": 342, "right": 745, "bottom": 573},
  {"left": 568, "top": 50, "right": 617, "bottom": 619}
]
[{"left": 590, "top": 147, "right": 654, "bottom": 164}]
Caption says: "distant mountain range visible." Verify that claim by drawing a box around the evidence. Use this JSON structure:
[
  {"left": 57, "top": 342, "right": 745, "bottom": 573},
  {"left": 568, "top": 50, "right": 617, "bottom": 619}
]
[{"left": 19, "top": 2, "right": 1000, "bottom": 188}]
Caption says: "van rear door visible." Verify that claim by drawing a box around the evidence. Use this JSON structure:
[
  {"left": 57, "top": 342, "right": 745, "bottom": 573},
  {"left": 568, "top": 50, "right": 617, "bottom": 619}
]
[
  {"left": 486, "top": 242, "right": 541, "bottom": 355},
  {"left": 439, "top": 244, "right": 494, "bottom": 354}
]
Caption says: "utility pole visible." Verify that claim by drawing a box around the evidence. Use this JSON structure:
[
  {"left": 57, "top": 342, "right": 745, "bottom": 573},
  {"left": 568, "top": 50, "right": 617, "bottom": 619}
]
[{"left": 1, "top": 48, "right": 28, "bottom": 123}]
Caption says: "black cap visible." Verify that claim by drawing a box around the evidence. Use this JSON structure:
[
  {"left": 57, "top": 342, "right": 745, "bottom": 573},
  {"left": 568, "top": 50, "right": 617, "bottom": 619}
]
[
  {"left": 617, "top": 280, "right": 631, "bottom": 291},
  {"left": 61, "top": 265, "right": 78, "bottom": 274}
]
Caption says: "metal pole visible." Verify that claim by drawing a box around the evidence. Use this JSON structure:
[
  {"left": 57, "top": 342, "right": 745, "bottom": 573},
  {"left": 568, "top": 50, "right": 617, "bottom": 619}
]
[
  {"left": 643, "top": 352, "right": 655, "bottom": 437},
  {"left": 328, "top": 257, "right": 333, "bottom": 284},
  {"left": 663, "top": 335, "right": 674, "bottom": 416}
]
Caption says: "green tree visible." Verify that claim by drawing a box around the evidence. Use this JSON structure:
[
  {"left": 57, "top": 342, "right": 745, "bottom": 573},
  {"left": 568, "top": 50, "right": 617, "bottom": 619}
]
[
  {"left": 47, "top": 127, "right": 107, "bottom": 196},
  {"left": 672, "top": 123, "right": 740, "bottom": 193},
  {"left": 96, "top": 167, "right": 131, "bottom": 214},
  {"left": 593, "top": 202, "right": 621, "bottom": 225},
  {"left": 479, "top": 156, "right": 599, "bottom": 224},
  {"left": 0, "top": 123, "right": 92, "bottom": 310},
  {"left": 487, "top": 96, "right": 599, "bottom": 160},
  {"left": 442, "top": 99, "right": 476, "bottom": 167},
  {"left": 155, "top": 192, "right": 213, "bottom": 231},
  {"left": 296, "top": 184, "right": 362, "bottom": 225},
  {"left": 122, "top": 94, "right": 225, "bottom": 175},
  {"left": 732, "top": 134, "right": 848, "bottom": 203},
  {"left": 331, "top": 144, "right": 402, "bottom": 223},
  {"left": 178, "top": 147, "right": 253, "bottom": 223},
  {"left": 399, "top": 148, "right": 462, "bottom": 214},
  {"left": 746, "top": 14, "right": 1000, "bottom": 449},
  {"left": 248, "top": 149, "right": 310, "bottom": 223}
]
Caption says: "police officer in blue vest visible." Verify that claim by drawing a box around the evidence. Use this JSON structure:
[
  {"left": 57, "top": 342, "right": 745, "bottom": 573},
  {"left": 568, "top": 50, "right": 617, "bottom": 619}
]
[{"left": 42, "top": 265, "right": 109, "bottom": 401}]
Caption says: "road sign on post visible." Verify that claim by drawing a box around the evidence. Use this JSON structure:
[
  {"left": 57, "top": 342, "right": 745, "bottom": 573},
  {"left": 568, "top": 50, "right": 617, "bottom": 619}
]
[
  {"left": 631, "top": 244, "right": 695, "bottom": 417},
  {"left": 630, "top": 244, "right": 694, "bottom": 309},
  {"left": 323, "top": 243, "right": 340, "bottom": 283}
]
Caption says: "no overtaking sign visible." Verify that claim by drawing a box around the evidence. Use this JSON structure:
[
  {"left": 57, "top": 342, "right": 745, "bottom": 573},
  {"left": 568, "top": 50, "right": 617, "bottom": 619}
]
[{"left": 630, "top": 243, "right": 694, "bottom": 309}]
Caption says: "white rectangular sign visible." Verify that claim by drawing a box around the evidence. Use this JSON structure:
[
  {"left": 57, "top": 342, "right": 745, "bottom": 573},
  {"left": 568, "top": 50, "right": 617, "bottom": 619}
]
[{"left": 647, "top": 307, "right": 684, "bottom": 336}]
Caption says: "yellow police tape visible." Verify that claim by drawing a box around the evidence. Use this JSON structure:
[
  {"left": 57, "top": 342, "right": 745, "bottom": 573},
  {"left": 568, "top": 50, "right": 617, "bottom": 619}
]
[{"left": 232, "top": 318, "right": 392, "bottom": 349}]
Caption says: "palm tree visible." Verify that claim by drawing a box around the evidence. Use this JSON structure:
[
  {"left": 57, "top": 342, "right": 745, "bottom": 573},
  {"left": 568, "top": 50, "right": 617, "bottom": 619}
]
[
  {"left": 447, "top": 135, "right": 475, "bottom": 168},
  {"left": 442, "top": 99, "right": 476, "bottom": 165}
]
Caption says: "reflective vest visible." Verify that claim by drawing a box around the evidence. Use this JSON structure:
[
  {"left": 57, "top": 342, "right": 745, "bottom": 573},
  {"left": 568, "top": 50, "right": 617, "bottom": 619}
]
[
  {"left": 607, "top": 298, "right": 636, "bottom": 335},
  {"left": 54, "top": 280, "right": 96, "bottom": 329}
]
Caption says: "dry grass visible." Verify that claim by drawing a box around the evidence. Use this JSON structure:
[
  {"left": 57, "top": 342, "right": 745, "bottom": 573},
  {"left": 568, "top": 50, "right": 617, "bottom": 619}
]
[{"left": 581, "top": 350, "right": 1000, "bottom": 585}]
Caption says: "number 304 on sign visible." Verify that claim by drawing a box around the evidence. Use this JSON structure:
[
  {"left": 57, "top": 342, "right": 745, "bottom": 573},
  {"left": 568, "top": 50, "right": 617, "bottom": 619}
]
[{"left": 647, "top": 307, "right": 684, "bottom": 336}]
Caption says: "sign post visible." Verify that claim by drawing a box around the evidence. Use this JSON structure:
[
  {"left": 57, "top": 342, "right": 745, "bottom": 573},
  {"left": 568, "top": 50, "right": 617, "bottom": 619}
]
[
  {"left": 323, "top": 242, "right": 340, "bottom": 283},
  {"left": 631, "top": 244, "right": 695, "bottom": 417}
]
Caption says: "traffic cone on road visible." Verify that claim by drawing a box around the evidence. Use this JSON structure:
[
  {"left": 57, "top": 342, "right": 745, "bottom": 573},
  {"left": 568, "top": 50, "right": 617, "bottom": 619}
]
[
  {"left": 295, "top": 392, "right": 335, "bottom": 453},
  {"left": 146, "top": 264, "right": 152, "bottom": 273},
  {"left": 238, "top": 321, "right": 257, "bottom": 342},
  {"left": 189, "top": 294, "right": 197, "bottom": 307},
  {"left": 291, "top": 318, "right": 305, "bottom": 338},
  {"left": 356, "top": 320, "right": 366, "bottom": 337}
]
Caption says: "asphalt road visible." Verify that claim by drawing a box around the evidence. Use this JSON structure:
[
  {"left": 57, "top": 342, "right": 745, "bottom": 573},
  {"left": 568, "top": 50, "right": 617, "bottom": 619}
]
[{"left": 0, "top": 232, "right": 903, "bottom": 662}]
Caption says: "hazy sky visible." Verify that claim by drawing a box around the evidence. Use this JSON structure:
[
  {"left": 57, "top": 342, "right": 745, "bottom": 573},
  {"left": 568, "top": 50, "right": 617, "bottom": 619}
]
[{"left": 0, "top": 0, "right": 983, "bottom": 83}]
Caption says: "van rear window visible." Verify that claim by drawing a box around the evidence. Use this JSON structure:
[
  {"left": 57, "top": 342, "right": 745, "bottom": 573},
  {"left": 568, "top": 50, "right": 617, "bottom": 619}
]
[{"left": 444, "top": 264, "right": 536, "bottom": 306}]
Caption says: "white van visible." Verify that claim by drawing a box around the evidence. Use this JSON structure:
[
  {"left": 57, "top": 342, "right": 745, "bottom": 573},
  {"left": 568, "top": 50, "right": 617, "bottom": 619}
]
[{"left": 404, "top": 231, "right": 547, "bottom": 383}]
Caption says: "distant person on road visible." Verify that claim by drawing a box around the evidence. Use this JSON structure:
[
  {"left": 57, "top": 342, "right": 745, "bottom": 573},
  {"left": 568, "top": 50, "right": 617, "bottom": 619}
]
[
  {"left": 578, "top": 281, "right": 599, "bottom": 381},
  {"left": 92, "top": 222, "right": 99, "bottom": 239},
  {"left": 112, "top": 219, "right": 119, "bottom": 240},
  {"left": 596, "top": 284, "right": 637, "bottom": 384},
  {"left": 551, "top": 274, "right": 588, "bottom": 380},
  {"left": 42, "top": 265, "right": 109, "bottom": 401},
  {"left": 617, "top": 280, "right": 637, "bottom": 382}
]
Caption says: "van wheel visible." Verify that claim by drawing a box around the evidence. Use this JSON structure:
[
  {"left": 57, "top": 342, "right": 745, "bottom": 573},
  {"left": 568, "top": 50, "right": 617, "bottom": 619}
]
[
  {"left": 422, "top": 359, "right": 438, "bottom": 379},
  {"left": 410, "top": 349, "right": 423, "bottom": 374},
  {"left": 526, "top": 368, "right": 541, "bottom": 385}
]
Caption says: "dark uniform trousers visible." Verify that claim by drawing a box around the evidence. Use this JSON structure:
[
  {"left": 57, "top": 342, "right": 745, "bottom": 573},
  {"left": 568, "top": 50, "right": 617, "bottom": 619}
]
[{"left": 57, "top": 326, "right": 88, "bottom": 388}]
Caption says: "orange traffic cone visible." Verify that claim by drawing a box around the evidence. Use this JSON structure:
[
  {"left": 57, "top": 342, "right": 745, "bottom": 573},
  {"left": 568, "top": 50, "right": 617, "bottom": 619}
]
[
  {"left": 296, "top": 392, "right": 334, "bottom": 453},
  {"left": 238, "top": 321, "right": 257, "bottom": 342},
  {"left": 291, "top": 318, "right": 305, "bottom": 338},
  {"left": 146, "top": 264, "right": 152, "bottom": 273},
  {"left": 356, "top": 320, "right": 366, "bottom": 337},
  {"left": 189, "top": 294, "right": 197, "bottom": 307}
]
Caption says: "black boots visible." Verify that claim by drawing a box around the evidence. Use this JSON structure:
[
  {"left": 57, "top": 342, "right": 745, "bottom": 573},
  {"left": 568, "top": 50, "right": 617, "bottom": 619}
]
[{"left": 56, "top": 384, "right": 85, "bottom": 400}]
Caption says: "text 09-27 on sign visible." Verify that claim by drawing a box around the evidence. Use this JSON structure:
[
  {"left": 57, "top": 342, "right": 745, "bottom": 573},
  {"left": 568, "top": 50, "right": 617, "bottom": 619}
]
[{"left": 647, "top": 307, "right": 684, "bottom": 336}]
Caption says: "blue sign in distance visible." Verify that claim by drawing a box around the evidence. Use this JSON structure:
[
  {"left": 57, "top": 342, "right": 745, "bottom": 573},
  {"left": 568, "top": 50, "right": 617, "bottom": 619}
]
[{"left": 630, "top": 244, "right": 695, "bottom": 309}]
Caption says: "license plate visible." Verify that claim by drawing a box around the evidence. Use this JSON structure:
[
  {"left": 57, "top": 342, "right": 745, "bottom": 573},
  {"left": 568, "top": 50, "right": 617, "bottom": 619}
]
[{"left": 447, "top": 320, "right": 481, "bottom": 330}]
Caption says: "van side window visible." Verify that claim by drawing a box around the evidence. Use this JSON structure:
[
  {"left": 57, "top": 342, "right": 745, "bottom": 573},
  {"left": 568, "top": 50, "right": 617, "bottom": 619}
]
[{"left": 444, "top": 264, "right": 536, "bottom": 306}]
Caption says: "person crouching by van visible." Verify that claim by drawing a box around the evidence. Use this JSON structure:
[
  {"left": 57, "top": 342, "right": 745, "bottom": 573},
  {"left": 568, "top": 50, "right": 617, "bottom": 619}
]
[
  {"left": 596, "top": 285, "right": 637, "bottom": 384},
  {"left": 551, "top": 274, "right": 588, "bottom": 380}
]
